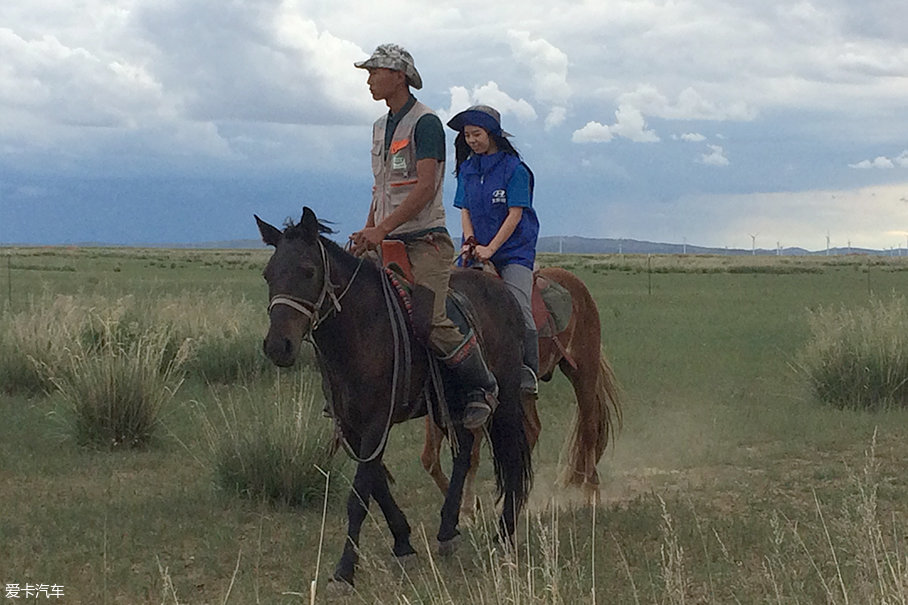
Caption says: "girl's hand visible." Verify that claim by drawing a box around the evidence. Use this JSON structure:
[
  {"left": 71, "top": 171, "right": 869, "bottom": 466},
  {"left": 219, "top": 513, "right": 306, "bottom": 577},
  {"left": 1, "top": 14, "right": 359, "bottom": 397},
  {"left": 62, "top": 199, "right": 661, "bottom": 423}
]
[{"left": 474, "top": 244, "right": 496, "bottom": 262}]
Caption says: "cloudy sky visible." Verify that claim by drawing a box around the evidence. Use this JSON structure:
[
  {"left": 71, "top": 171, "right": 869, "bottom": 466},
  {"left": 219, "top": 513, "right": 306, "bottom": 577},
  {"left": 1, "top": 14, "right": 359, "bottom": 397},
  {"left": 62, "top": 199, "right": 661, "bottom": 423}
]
[{"left": 2, "top": 0, "right": 907, "bottom": 250}]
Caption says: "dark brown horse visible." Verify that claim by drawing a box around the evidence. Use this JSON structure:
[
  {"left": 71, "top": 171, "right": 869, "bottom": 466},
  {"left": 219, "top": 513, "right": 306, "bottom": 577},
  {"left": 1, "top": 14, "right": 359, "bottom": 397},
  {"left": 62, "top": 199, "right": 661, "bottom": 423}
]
[
  {"left": 256, "top": 208, "right": 532, "bottom": 587},
  {"left": 421, "top": 266, "right": 621, "bottom": 511}
]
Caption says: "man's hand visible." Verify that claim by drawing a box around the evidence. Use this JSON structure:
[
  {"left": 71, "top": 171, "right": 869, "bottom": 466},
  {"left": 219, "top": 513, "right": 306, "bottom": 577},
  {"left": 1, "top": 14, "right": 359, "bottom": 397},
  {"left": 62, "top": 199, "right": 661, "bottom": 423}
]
[{"left": 349, "top": 226, "right": 388, "bottom": 256}]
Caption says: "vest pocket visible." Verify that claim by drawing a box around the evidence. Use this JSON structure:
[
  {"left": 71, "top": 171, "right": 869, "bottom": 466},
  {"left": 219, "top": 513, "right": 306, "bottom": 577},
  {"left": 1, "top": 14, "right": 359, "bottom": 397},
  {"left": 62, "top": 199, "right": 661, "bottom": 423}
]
[{"left": 371, "top": 138, "right": 383, "bottom": 176}]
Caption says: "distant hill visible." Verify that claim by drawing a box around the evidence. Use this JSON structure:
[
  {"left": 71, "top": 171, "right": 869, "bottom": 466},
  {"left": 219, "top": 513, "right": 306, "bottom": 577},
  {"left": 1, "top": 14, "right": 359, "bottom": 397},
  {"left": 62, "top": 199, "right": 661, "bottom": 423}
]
[
  {"left": 535, "top": 236, "right": 883, "bottom": 256},
  {"left": 194, "top": 235, "right": 886, "bottom": 256},
  {"left": 24, "top": 236, "right": 893, "bottom": 256}
]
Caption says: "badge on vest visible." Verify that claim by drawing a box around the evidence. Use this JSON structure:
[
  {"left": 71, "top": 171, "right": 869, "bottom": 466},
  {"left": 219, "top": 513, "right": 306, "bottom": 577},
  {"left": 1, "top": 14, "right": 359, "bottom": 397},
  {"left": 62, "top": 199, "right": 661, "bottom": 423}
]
[
  {"left": 392, "top": 153, "right": 408, "bottom": 172},
  {"left": 492, "top": 189, "right": 507, "bottom": 204}
]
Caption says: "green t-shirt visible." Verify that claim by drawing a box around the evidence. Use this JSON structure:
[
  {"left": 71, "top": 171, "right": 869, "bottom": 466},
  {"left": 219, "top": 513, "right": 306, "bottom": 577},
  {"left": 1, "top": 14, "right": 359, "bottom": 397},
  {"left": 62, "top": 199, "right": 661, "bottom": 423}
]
[{"left": 384, "top": 96, "right": 445, "bottom": 162}]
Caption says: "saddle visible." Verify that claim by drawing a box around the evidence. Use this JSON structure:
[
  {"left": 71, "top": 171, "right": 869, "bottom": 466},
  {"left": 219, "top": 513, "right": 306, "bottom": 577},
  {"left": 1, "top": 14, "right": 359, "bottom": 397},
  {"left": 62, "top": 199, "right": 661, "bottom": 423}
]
[
  {"left": 532, "top": 275, "right": 572, "bottom": 338},
  {"left": 381, "top": 239, "right": 574, "bottom": 345},
  {"left": 380, "top": 240, "right": 474, "bottom": 343}
]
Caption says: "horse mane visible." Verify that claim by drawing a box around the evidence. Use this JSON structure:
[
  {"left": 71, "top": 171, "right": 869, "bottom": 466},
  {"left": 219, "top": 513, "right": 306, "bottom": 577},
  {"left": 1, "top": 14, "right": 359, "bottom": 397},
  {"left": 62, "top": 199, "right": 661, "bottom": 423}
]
[
  {"left": 281, "top": 215, "right": 380, "bottom": 277},
  {"left": 282, "top": 216, "right": 336, "bottom": 238}
]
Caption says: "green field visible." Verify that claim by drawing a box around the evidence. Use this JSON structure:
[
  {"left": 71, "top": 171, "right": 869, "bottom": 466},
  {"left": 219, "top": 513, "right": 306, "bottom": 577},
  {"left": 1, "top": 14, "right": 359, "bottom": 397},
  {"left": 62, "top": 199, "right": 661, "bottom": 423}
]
[{"left": 3, "top": 247, "right": 908, "bottom": 604}]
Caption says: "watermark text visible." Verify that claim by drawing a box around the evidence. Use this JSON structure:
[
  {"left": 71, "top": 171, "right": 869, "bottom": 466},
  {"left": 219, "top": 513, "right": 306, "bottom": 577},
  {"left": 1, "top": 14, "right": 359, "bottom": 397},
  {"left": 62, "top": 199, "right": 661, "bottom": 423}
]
[{"left": 4, "top": 584, "right": 65, "bottom": 599}]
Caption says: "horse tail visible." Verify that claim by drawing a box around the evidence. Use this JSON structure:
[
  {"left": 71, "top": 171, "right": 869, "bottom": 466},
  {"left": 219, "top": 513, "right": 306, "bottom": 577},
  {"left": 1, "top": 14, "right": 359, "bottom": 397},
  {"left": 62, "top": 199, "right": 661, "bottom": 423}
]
[
  {"left": 560, "top": 350, "right": 623, "bottom": 493},
  {"left": 595, "top": 351, "right": 622, "bottom": 451},
  {"left": 487, "top": 389, "right": 533, "bottom": 518}
]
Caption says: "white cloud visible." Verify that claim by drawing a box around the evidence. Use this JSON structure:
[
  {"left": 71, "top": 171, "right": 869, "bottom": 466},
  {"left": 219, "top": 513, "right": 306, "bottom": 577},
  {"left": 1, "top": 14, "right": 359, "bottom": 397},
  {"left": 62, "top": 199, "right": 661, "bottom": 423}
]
[
  {"left": 133, "top": 1, "right": 375, "bottom": 125},
  {"left": 0, "top": 28, "right": 164, "bottom": 128},
  {"left": 853, "top": 150, "right": 908, "bottom": 169},
  {"left": 4, "top": 0, "right": 908, "bottom": 247},
  {"left": 441, "top": 82, "right": 537, "bottom": 127},
  {"left": 571, "top": 104, "right": 659, "bottom": 144},
  {"left": 849, "top": 156, "right": 896, "bottom": 169},
  {"left": 617, "top": 85, "right": 756, "bottom": 121},
  {"left": 675, "top": 132, "right": 706, "bottom": 142},
  {"left": 610, "top": 104, "right": 660, "bottom": 142},
  {"left": 572, "top": 121, "right": 613, "bottom": 143},
  {"left": 545, "top": 106, "right": 567, "bottom": 130},
  {"left": 507, "top": 30, "right": 570, "bottom": 131},
  {"left": 699, "top": 145, "right": 729, "bottom": 166}
]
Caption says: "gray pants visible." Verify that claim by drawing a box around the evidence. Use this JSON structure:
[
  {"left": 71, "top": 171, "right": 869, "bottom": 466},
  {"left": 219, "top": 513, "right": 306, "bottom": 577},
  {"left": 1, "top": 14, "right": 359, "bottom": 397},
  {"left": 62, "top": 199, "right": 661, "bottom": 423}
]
[{"left": 498, "top": 263, "right": 535, "bottom": 333}]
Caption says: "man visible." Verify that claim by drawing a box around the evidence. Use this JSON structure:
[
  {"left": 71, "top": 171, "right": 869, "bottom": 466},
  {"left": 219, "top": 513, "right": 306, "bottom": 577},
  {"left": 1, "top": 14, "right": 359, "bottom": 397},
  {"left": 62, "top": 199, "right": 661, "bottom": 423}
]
[{"left": 351, "top": 43, "right": 497, "bottom": 429}]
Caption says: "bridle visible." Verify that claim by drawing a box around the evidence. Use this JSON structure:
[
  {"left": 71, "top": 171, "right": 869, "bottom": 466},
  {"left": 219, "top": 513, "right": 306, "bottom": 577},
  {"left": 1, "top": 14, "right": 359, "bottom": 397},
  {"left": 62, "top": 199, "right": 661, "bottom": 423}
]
[
  {"left": 267, "top": 238, "right": 363, "bottom": 338},
  {"left": 265, "top": 236, "right": 409, "bottom": 464}
]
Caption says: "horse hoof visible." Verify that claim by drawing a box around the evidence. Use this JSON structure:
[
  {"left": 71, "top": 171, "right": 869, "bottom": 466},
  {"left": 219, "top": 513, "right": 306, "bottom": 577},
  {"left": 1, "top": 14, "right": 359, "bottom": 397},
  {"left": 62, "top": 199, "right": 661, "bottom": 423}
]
[
  {"left": 395, "top": 550, "right": 418, "bottom": 573},
  {"left": 438, "top": 534, "right": 461, "bottom": 557},
  {"left": 394, "top": 542, "right": 417, "bottom": 559},
  {"left": 326, "top": 576, "right": 354, "bottom": 595}
]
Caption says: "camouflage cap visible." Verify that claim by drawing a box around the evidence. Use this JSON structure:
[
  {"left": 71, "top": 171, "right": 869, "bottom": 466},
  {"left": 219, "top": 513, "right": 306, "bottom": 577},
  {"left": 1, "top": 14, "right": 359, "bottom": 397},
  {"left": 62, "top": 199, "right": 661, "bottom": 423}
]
[{"left": 354, "top": 43, "right": 423, "bottom": 90}]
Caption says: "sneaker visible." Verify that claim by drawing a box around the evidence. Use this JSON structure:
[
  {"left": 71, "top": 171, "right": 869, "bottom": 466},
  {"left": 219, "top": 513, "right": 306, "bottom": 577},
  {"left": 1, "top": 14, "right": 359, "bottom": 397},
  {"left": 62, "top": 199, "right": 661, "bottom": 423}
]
[{"left": 520, "top": 365, "right": 538, "bottom": 397}]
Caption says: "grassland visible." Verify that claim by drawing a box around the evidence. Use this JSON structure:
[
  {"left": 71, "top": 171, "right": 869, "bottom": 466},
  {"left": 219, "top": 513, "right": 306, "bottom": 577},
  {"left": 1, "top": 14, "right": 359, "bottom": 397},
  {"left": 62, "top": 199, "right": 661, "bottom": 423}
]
[{"left": 2, "top": 247, "right": 908, "bottom": 603}]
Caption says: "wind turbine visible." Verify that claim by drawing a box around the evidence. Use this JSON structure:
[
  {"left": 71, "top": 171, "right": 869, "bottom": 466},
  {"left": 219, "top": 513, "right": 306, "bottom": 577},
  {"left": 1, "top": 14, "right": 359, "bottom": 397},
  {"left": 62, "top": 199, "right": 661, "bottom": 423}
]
[{"left": 749, "top": 233, "right": 758, "bottom": 256}]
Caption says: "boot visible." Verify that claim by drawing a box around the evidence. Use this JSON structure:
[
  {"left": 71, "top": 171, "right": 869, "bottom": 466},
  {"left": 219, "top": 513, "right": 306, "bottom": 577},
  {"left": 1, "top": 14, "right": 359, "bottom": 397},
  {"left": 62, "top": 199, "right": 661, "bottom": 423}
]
[
  {"left": 441, "top": 332, "right": 499, "bottom": 430},
  {"left": 521, "top": 328, "right": 540, "bottom": 398}
]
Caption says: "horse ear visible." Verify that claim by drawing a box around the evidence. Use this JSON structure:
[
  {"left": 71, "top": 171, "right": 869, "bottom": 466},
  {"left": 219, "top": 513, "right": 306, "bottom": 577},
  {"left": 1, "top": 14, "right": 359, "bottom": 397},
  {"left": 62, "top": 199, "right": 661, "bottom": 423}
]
[
  {"left": 255, "top": 215, "right": 282, "bottom": 247},
  {"left": 300, "top": 206, "right": 320, "bottom": 244}
]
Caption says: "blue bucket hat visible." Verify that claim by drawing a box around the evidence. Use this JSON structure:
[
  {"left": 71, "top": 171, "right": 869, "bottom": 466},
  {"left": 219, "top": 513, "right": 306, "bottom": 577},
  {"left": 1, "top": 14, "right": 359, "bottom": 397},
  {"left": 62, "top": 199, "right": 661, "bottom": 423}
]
[{"left": 446, "top": 105, "right": 513, "bottom": 137}]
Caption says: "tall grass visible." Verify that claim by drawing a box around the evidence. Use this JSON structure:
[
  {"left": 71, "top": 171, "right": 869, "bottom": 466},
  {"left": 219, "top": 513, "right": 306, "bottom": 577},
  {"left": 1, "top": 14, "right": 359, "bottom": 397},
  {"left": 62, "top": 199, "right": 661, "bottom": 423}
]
[
  {"left": 796, "top": 293, "right": 908, "bottom": 409},
  {"left": 0, "top": 291, "right": 274, "bottom": 396},
  {"left": 196, "top": 369, "right": 344, "bottom": 507},
  {"left": 48, "top": 315, "right": 191, "bottom": 449},
  {"left": 288, "top": 432, "right": 908, "bottom": 604},
  {"left": 0, "top": 293, "right": 125, "bottom": 394},
  {"left": 154, "top": 291, "right": 273, "bottom": 383}
]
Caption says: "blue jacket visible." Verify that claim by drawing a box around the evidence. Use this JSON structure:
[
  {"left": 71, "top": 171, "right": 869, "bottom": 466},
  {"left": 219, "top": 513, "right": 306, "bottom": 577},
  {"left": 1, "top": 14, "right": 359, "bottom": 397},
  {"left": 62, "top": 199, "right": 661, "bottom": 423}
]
[{"left": 454, "top": 152, "right": 539, "bottom": 269}]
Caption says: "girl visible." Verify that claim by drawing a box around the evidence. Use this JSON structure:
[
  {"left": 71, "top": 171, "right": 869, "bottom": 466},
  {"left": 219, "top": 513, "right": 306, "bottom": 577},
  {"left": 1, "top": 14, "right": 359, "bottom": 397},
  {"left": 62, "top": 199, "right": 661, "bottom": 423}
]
[{"left": 447, "top": 105, "right": 540, "bottom": 396}]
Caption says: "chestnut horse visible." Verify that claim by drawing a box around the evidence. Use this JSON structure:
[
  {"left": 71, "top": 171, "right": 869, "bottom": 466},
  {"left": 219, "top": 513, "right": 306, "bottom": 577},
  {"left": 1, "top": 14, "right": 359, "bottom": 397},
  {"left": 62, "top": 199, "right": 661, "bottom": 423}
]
[
  {"left": 421, "top": 266, "right": 621, "bottom": 510},
  {"left": 256, "top": 208, "right": 532, "bottom": 587}
]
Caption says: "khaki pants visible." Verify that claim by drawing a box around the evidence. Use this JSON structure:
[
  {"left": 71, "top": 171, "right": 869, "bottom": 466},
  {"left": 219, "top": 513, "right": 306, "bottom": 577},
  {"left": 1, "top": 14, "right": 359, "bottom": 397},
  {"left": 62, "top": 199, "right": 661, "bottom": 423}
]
[{"left": 406, "top": 231, "right": 466, "bottom": 356}]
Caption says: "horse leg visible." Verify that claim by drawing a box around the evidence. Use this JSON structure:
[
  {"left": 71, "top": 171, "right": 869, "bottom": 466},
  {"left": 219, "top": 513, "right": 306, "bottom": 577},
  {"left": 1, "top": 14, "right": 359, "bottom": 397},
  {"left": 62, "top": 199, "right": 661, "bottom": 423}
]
[
  {"left": 459, "top": 431, "right": 482, "bottom": 519},
  {"left": 521, "top": 394, "right": 542, "bottom": 451},
  {"left": 560, "top": 357, "right": 603, "bottom": 495},
  {"left": 421, "top": 417, "right": 450, "bottom": 496},
  {"left": 332, "top": 461, "right": 376, "bottom": 586},
  {"left": 438, "top": 427, "right": 475, "bottom": 553},
  {"left": 372, "top": 464, "right": 416, "bottom": 558}
]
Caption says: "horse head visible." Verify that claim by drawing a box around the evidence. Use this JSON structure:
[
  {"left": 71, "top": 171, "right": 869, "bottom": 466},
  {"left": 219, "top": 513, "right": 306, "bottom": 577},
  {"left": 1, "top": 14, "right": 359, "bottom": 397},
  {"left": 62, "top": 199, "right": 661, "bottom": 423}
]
[{"left": 256, "top": 206, "right": 330, "bottom": 367}]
